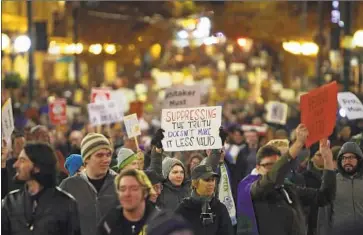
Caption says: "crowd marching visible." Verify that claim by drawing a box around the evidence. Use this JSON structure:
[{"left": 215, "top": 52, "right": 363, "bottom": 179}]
[{"left": 1, "top": 89, "right": 363, "bottom": 235}]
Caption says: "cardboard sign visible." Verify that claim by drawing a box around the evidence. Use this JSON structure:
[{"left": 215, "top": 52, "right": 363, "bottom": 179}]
[
  {"left": 161, "top": 106, "right": 222, "bottom": 151},
  {"left": 87, "top": 100, "right": 123, "bottom": 126},
  {"left": 337, "top": 92, "right": 363, "bottom": 120},
  {"left": 124, "top": 113, "right": 141, "bottom": 138},
  {"left": 163, "top": 85, "right": 201, "bottom": 109},
  {"left": 1, "top": 98, "right": 15, "bottom": 143},
  {"left": 91, "top": 87, "right": 111, "bottom": 103},
  {"left": 265, "top": 101, "right": 288, "bottom": 125},
  {"left": 300, "top": 81, "right": 338, "bottom": 147},
  {"left": 49, "top": 99, "right": 67, "bottom": 125}
]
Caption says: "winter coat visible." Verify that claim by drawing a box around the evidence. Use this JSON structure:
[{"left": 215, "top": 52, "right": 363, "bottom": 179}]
[
  {"left": 237, "top": 153, "right": 336, "bottom": 235},
  {"left": 317, "top": 142, "right": 363, "bottom": 235},
  {"left": 2, "top": 186, "right": 81, "bottom": 235},
  {"left": 176, "top": 197, "right": 234, "bottom": 235},
  {"left": 97, "top": 201, "right": 157, "bottom": 235},
  {"left": 59, "top": 170, "right": 119, "bottom": 235}
]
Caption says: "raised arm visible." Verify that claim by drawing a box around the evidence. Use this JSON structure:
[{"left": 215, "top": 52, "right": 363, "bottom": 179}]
[
  {"left": 204, "top": 127, "right": 228, "bottom": 171},
  {"left": 147, "top": 129, "right": 165, "bottom": 175}
]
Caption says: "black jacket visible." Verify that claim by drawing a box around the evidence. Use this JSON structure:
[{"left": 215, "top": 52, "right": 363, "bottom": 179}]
[
  {"left": 249, "top": 154, "right": 336, "bottom": 235},
  {"left": 97, "top": 201, "right": 156, "bottom": 235},
  {"left": 176, "top": 197, "right": 234, "bottom": 235},
  {"left": 2, "top": 186, "right": 81, "bottom": 235}
]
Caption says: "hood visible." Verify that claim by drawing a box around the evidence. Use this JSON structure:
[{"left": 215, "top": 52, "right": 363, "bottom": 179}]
[
  {"left": 162, "top": 157, "right": 186, "bottom": 179},
  {"left": 337, "top": 142, "right": 363, "bottom": 176}
]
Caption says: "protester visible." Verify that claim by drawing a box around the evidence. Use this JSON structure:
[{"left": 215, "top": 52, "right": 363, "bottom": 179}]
[
  {"left": 144, "top": 169, "right": 164, "bottom": 205},
  {"left": 60, "top": 133, "right": 118, "bottom": 235},
  {"left": 69, "top": 130, "right": 84, "bottom": 154},
  {"left": 237, "top": 124, "right": 336, "bottom": 235},
  {"left": 146, "top": 210, "right": 194, "bottom": 235},
  {"left": 114, "top": 148, "right": 140, "bottom": 172},
  {"left": 186, "top": 153, "right": 203, "bottom": 180},
  {"left": 97, "top": 169, "right": 157, "bottom": 235},
  {"left": 176, "top": 164, "right": 234, "bottom": 235},
  {"left": 317, "top": 142, "right": 363, "bottom": 235},
  {"left": 1, "top": 142, "right": 81, "bottom": 235}
]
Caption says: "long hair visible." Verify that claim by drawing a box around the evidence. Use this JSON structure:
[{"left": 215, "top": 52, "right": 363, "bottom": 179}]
[{"left": 24, "top": 142, "right": 58, "bottom": 188}]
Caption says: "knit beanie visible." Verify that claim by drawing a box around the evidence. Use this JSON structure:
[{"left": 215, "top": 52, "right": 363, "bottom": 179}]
[
  {"left": 81, "top": 133, "right": 112, "bottom": 161},
  {"left": 162, "top": 157, "right": 185, "bottom": 179},
  {"left": 146, "top": 210, "right": 193, "bottom": 235},
  {"left": 65, "top": 154, "right": 83, "bottom": 176},
  {"left": 116, "top": 148, "right": 138, "bottom": 171}
]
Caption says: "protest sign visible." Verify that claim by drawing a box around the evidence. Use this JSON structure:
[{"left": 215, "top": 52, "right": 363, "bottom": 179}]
[
  {"left": 91, "top": 87, "right": 111, "bottom": 103},
  {"left": 129, "top": 101, "right": 144, "bottom": 118},
  {"left": 124, "top": 114, "right": 141, "bottom": 138},
  {"left": 161, "top": 106, "right": 222, "bottom": 151},
  {"left": 337, "top": 92, "right": 363, "bottom": 120},
  {"left": 49, "top": 99, "right": 67, "bottom": 125},
  {"left": 163, "top": 85, "right": 201, "bottom": 109},
  {"left": 265, "top": 101, "right": 288, "bottom": 125},
  {"left": 2, "top": 99, "right": 15, "bottom": 144},
  {"left": 110, "top": 88, "right": 136, "bottom": 113},
  {"left": 300, "top": 81, "right": 338, "bottom": 147},
  {"left": 87, "top": 100, "right": 123, "bottom": 126}
]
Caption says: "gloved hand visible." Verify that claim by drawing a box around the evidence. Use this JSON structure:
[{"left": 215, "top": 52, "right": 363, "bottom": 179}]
[
  {"left": 219, "top": 127, "right": 228, "bottom": 146},
  {"left": 151, "top": 129, "right": 165, "bottom": 149}
]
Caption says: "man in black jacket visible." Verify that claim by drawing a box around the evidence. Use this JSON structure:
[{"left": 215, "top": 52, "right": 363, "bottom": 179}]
[
  {"left": 2, "top": 142, "right": 81, "bottom": 235},
  {"left": 237, "top": 124, "right": 336, "bottom": 235}
]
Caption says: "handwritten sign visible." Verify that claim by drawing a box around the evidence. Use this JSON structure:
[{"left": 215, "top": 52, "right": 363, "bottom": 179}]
[
  {"left": 161, "top": 106, "right": 222, "bottom": 151},
  {"left": 163, "top": 85, "right": 201, "bottom": 109},
  {"left": 300, "top": 81, "right": 338, "bottom": 147},
  {"left": 124, "top": 114, "right": 141, "bottom": 138},
  {"left": 338, "top": 92, "right": 363, "bottom": 120},
  {"left": 1, "top": 98, "right": 15, "bottom": 143},
  {"left": 87, "top": 100, "right": 123, "bottom": 126},
  {"left": 265, "top": 101, "right": 288, "bottom": 125},
  {"left": 49, "top": 99, "right": 67, "bottom": 125}
]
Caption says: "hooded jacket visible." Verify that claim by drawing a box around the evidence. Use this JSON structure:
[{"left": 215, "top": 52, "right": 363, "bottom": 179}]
[
  {"left": 317, "top": 142, "right": 363, "bottom": 235},
  {"left": 59, "top": 170, "right": 119, "bottom": 235},
  {"left": 151, "top": 153, "right": 191, "bottom": 211}
]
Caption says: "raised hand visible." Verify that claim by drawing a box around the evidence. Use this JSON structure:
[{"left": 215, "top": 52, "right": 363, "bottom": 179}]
[
  {"left": 219, "top": 127, "right": 228, "bottom": 146},
  {"left": 151, "top": 129, "right": 165, "bottom": 149}
]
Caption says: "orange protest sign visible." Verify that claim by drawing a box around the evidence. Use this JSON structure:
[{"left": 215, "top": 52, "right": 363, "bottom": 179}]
[{"left": 300, "top": 81, "right": 338, "bottom": 147}]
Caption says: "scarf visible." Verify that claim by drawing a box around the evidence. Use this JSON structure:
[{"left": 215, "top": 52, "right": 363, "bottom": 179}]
[{"left": 219, "top": 163, "right": 237, "bottom": 225}]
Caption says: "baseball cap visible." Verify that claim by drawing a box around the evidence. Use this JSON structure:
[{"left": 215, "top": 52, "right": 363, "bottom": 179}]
[{"left": 191, "top": 164, "right": 219, "bottom": 180}]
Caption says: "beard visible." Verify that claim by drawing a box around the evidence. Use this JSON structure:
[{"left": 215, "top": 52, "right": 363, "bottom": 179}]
[{"left": 343, "top": 164, "right": 358, "bottom": 175}]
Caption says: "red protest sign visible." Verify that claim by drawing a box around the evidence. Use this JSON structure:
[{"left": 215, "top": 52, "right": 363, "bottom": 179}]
[
  {"left": 91, "top": 87, "right": 111, "bottom": 103},
  {"left": 49, "top": 99, "right": 67, "bottom": 125},
  {"left": 300, "top": 81, "right": 338, "bottom": 147}
]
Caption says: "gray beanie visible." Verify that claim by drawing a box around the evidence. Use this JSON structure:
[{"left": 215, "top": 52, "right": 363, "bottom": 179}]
[
  {"left": 338, "top": 142, "right": 363, "bottom": 160},
  {"left": 162, "top": 157, "right": 185, "bottom": 179},
  {"left": 116, "top": 148, "right": 138, "bottom": 170}
]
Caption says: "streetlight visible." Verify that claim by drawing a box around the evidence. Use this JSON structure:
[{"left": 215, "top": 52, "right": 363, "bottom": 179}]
[
  {"left": 353, "top": 30, "right": 363, "bottom": 48},
  {"left": 14, "top": 35, "right": 31, "bottom": 53}
]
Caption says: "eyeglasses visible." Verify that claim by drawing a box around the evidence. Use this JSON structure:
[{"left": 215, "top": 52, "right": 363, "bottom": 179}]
[
  {"left": 342, "top": 156, "right": 357, "bottom": 161},
  {"left": 259, "top": 162, "right": 275, "bottom": 168}
]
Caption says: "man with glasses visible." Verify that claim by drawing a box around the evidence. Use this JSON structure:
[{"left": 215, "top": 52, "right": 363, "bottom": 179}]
[
  {"left": 237, "top": 124, "right": 336, "bottom": 235},
  {"left": 97, "top": 169, "right": 157, "bottom": 235},
  {"left": 317, "top": 141, "right": 363, "bottom": 235}
]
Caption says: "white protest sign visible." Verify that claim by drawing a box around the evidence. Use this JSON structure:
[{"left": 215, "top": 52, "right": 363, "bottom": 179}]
[
  {"left": 124, "top": 113, "right": 141, "bottom": 138},
  {"left": 265, "top": 101, "right": 288, "bottom": 125},
  {"left": 87, "top": 100, "right": 123, "bottom": 126},
  {"left": 163, "top": 85, "right": 201, "bottom": 109},
  {"left": 161, "top": 106, "right": 222, "bottom": 151},
  {"left": 338, "top": 92, "right": 363, "bottom": 120},
  {"left": 1, "top": 99, "right": 15, "bottom": 143},
  {"left": 110, "top": 88, "right": 136, "bottom": 113}
]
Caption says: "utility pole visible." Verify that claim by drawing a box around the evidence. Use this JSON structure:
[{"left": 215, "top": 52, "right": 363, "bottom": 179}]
[
  {"left": 73, "top": 2, "right": 81, "bottom": 88},
  {"left": 316, "top": 1, "right": 324, "bottom": 86},
  {"left": 27, "top": 1, "right": 35, "bottom": 105}
]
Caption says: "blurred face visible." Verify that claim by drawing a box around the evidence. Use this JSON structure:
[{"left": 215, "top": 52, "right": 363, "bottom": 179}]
[
  {"left": 169, "top": 165, "right": 184, "bottom": 186},
  {"left": 13, "top": 150, "right": 38, "bottom": 182},
  {"left": 69, "top": 131, "right": 83, "bottom": 148},
  {"left": 34, "top": 128, "right": 50, "bottom": 143},
  {"left": 85, "top": 149, "right": 112, "bottom": 178},
  {"left": 195, "top": 177, "right": 216, "bottom": 197},
  {"left": 312, "top": 151, "right": 324, "bottom": 168},
  {"left": 340, "top": 127, "right": 351, "bottom": 140},
  {"left": 123, "top": 160, "right": 140, "bottom": 171},
  {"left": 190, "top": 157, "right": 201, "bottom": 172},
  {"left": 13, "top": 137, "right": 26, "bottom": 158},
  {"left": 150, "top": 183, "right": 163, "bottom": 203},
  {"left": 118, "top": 176, "right": 145, "bottom": 212},
  {"left": 245, "top": 131, "right": 258, "bottom": 148},
  {"left": 231, "top": 131, "right": 244, "bottom": 145},
  {"left": 341, "top": 153, "right": 358, "bottom": 173},
  {"left": 256, "top": 155, "right": 279, "bottom": 175}
]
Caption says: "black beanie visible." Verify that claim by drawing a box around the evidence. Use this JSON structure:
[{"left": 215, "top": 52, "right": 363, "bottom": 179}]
[{"left": 146, "top": 210, "right": 193, "bottom": 235}]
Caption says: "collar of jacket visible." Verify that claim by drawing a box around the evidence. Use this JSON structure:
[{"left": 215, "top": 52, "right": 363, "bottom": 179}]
[{"left": 79, "top": 169, "right": 117, "bottom": 193}]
